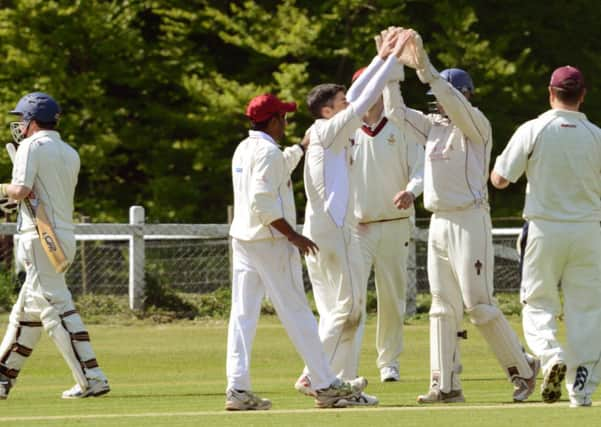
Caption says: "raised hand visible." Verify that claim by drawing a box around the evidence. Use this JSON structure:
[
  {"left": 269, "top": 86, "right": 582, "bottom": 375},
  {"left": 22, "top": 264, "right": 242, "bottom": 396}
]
[
  {"left": 393, "top": 29, "right": 418, "bottom": 65},
  {"left": 377, "top": 27, "right": 400, "bottom": 59}
]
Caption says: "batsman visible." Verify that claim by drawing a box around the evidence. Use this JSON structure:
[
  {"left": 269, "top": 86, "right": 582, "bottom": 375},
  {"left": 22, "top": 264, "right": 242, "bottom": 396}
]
[{"left": 0, "top": 92, "right": 110, "bottom": 399}]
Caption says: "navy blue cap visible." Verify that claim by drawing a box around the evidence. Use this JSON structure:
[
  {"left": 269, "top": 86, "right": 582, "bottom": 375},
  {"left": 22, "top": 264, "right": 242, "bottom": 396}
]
[
  {"left": 427, "top": 68, "right": 474, "bottom": 96},
  {"left": 9, "top": 92, "right": 61, "bottom": 123}
]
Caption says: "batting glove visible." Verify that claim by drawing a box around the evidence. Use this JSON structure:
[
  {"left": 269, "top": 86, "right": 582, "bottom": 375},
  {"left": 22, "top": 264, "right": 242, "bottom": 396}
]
[{"left": 0, "top": 197, "right": 17, "bottom": 214}]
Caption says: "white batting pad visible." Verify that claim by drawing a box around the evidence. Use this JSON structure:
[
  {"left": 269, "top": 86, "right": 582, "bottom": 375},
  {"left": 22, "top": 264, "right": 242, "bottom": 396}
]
[
  {"left": 468, "top": 304, "right": 532, "bottom": 379},
  {"left": 430, "top": 297, "right": 461, "bottom": 392},
  {"left": 40, "top": 305, "right": 88, "bottom": 389},
  {"left": 0, "top": 321, "right": 42, "bottom": 377}
]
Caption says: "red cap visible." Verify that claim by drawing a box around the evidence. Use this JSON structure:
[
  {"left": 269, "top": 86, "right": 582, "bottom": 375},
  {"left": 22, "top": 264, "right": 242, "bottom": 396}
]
[
  {"left": 550, "top": 65, "right": 585, "bottom": 91},
  {"left": 352, "top": 67, "right": 366, "bottom": 83},
  {"left": 245, "top": 94, "right": 297, "bottom": 123}
]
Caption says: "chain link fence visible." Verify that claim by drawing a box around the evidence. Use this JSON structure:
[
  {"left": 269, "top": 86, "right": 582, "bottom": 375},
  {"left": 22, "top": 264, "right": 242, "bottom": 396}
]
[{"left": 0, "top": 221, "right": 523, "bottom": 306}]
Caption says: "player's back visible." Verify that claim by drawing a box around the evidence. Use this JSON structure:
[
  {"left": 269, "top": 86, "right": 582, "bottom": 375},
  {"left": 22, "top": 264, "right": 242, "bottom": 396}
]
[
  {"left": 525, "top": 109, "right": 601, "bottom": 222},
  {"left": 17, "top": 130, "right": 79, "bottom": 231}
]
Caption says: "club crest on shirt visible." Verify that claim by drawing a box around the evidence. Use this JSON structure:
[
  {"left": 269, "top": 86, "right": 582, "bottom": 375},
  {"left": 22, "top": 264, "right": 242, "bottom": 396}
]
[
  {"left": 429, "top": 143, "right": 450, "bottom": 160},
  {"left": 387, "top": 134, "right": 396, "bottom": 145}
]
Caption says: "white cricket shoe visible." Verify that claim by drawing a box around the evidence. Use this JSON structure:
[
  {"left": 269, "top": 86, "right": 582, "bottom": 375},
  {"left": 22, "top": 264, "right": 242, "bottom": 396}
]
[
  {"left": 225, "top": 389, "right": 271, "bottom": 411},
  {"left": 294, "top": 374, "right": 316, "bottom": 397},
  {"left": 380, "top": 366, "right": 400, "bottom": 382},
  {"left": 347, "top": 376, "right": 368, "bottom": 394},
  {"left": 512, "top": 356, "right": 540, "bottom": 402},
  {"left": 569, "top": 395, "right": 592, "bottom": 408},
  {"left": 333, "top": 392, "right": 379, "bottom": 407},
  {"left": 0, "top": 373, "right": 12, "bottom": 400},
  {"left": 541, "top": 362, "right": 566, "bottom": 404},
  {"left": 314, "top": 377, "right": 367, "bottom": 409},
  {"left": 62, "top": 378, "right": 110, "bottom": 399}
]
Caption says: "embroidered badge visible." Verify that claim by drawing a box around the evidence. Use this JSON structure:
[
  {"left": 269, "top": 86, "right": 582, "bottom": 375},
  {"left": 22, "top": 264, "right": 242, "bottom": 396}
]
[
  {"left": 474, "top": 260, "right": 483, "bottom": 275},
  {"left": 387, "top": 134, "right": 396, "bottom": 145}
]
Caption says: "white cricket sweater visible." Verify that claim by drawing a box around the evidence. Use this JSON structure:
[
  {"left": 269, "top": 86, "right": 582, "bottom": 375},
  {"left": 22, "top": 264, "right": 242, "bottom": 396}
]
[{"left": 351, "top": 112, "right": 424, "bottom": 223}]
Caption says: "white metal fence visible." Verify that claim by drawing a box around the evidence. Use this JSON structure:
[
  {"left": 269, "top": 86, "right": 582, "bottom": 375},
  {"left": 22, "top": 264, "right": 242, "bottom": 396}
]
[{"left": 0, "top": 206, "right": 523, "bottom": 314}]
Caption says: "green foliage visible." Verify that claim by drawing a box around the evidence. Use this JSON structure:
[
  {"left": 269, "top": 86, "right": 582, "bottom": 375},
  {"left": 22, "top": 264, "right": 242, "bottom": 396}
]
[
  {"left": 0, "top": 270, "right": 16, "bottom": 311},
  {"left": 0, "top": 1, "right": 599, "bottom": 221},
  {"left": 142, "top": 270, "right": 199, "bottom": 320},
  {"left": 72, "top": 289, "right": 523, "bottom": 323}
]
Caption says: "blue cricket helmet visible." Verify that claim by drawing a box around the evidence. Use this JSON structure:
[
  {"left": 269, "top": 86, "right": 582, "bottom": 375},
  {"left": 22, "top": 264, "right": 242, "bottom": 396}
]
[
  {"left": 427, "top": 68, "right": 475, "bottom": 95},
  {"left": 9, "top": 92, "right": 61, "bottom": 123}
]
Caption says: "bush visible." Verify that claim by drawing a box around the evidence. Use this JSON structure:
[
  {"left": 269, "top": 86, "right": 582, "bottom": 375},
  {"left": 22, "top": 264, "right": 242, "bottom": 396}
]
[
  {"left": 142, "top": 271, "right": 199, "bottom": 320},
  {"left": 0, "top": 270, "right": 17, "bottom": 312}
]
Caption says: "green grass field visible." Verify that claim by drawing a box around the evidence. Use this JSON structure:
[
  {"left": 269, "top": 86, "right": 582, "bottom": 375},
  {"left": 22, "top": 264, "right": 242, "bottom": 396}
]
[{"left": 0, "top": 314, "right": 598, "bottom": 426}]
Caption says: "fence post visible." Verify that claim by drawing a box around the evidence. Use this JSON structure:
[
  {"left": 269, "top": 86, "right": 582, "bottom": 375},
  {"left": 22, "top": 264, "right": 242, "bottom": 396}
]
[
  {"left": 227, "top": 205, "right": 233, "bottom": 285},
  {"left": 129, "top": 206, "right": 145, "bottom": 310},
  {"left": 79, "top": 215, "right": 90, "bottom": 295}
]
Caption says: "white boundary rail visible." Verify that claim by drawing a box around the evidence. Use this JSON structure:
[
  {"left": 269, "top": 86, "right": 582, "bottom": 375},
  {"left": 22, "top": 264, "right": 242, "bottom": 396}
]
[{"left": 0, "top": 206, "right": 522, "bottom": 312}]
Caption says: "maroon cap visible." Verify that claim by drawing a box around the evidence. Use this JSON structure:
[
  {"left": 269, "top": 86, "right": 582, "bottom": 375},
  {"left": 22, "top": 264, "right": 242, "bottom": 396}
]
[
  {"left": 550, "top": 65, "right": 585, "bottom": 91},
  {"left": 352, "top": 67, "right": 366, "bottom": 83},
  {"left": 245, "top": 94, "right": 297, "bottom": 123}
]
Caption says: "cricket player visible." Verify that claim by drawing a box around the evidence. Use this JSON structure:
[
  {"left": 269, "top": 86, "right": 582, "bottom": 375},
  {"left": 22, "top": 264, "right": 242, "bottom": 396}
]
[
  {"left": 350, "top": 56, "right": 425, "bottom": 383},
  {"left": 294, "top": 28, "right": 411, "bottom": 406},
  {"left": 0, "top": 92, "right": 110, "bottom": 399},
  {"left": 491, "top": 66, "right": 601, "bottom": 407},
  {"left": 392, "top": 30, "right": 539, "bottom": 403},
  {"left": 226, "top": 93, "right": 367, "bottom": 410}
]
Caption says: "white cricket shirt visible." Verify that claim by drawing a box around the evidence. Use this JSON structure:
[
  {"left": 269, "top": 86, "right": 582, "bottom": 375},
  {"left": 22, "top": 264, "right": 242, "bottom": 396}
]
[
  {"left": 494, "top": 108, "right": 601, "bottom": 222},
  {"left": 303, "top": 105, "right": 361, "bottom": 234},
  {"left": 351, "top": 112, "right": 425, "bottom": 223},
  {"left": 230, "top": 130, "right": 303, "bottom": 241},
  {"left": 12, "top": 130, "right": 80, "bottom": 233},
  {"left": 386, "top": 77, "right": 492, "bottom": 212}
]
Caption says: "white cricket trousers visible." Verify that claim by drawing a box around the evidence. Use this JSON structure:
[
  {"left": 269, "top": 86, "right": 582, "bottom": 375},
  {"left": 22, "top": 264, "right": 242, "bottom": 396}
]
[
  {"left": 226, "top": 238, "right": 336, "bottom": 391},
  {"left": 521, "top": 220, "right": 601, "bottom": 401},
  {"left": 0, "top": 230, "right": 106, "bottom": 388},
  {"left": 354, "top": 218, "right": 410, "bottom": 370},
  {"left": 304, "top": 226, "right": 365, "bottom": 380}
]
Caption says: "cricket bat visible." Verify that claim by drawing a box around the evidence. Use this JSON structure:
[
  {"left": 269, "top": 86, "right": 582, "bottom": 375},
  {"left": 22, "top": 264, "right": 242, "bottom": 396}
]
[{"left": 5, "top": 142, "right": 70, "bottom": 273}]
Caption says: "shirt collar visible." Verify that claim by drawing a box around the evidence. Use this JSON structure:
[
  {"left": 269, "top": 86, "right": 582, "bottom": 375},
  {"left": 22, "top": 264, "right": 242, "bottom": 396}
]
[
  {"left": 248, "top": 130, "right": 278, "bottom": 146},
  {"left": 362, "top": 111, "right": 386, "bottom": 129},
  {"left": 545, "top": 108, "right": 587, "bottom": 120}
]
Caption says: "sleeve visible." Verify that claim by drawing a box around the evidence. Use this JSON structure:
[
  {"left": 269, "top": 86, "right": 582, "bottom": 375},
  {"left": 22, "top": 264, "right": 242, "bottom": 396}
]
[
  {"left": 429, "top": 77, "right": 491, "bottom": 145},
  {"left": 493, "top": 122, "right": 535, "bottom": 183},
  {"left": 316, "top": 106, "right": 362, "bottom": 153},
  {"left": 11, "top": 140, "right": 37, "bottom": 189},
  {"left": 406, "top": 140, "right": 425, "bottom": 197},
  {"left": 383, "top": 80, "right": 430, "bottom": 143},
  {"left": 281, "top": 144, "right": 304, "bottom": 174},
  {"left": 350, "top": 55, "right": 400, "bottom": 118},
  {"left": 346, "top": 55, "right": 384, "bottom": 103},
  {"left": 249, "top": 147, "right": 285, "bottom": 225}
]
